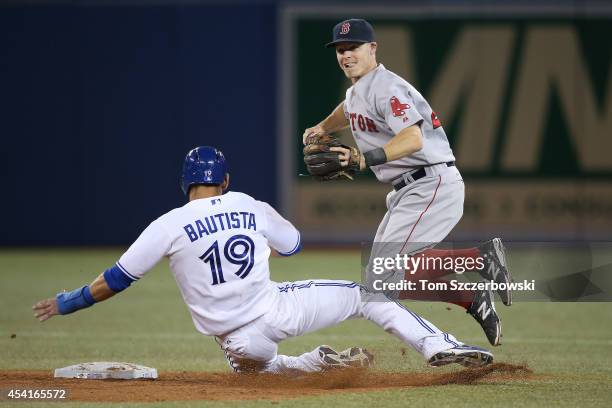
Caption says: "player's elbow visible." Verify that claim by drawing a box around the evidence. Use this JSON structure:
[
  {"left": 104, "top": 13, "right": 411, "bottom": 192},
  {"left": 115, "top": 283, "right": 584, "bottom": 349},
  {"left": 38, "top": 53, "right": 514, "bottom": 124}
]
[
  {"left": 404, "top": 130, "right": 423, "bottom": 155},
  {"left": 397, "top": 124, "right": 423, "bottom": 156},
  {"left": 102, "top": 265, "right": 135, "bottom": 295},
  {"left": 276, "top": 232, "right": 302, "bottom": 257}
]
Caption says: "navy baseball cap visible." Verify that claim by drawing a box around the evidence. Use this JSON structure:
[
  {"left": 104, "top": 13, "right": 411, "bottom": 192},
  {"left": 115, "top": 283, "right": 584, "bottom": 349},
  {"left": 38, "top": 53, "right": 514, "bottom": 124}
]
[{"left": 325, "top": 18, "right": 375, "bottom": 48}]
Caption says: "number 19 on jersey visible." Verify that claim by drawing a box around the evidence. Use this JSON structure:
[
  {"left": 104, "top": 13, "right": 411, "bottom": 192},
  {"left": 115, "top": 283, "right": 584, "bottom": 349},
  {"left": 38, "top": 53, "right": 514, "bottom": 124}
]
[{"left": 199, "top": 234, "right": 255, "bottom": 285}]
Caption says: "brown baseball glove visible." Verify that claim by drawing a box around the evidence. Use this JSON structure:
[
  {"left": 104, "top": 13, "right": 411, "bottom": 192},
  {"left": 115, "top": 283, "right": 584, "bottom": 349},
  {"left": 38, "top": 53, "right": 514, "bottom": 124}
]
[{"left": 303, "top": 134, "right": 361, "bottom": 181}]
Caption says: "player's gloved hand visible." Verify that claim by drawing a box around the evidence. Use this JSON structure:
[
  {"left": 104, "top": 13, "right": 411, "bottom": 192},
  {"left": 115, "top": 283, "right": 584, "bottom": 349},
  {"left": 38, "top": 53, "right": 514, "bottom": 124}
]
[{"left": 303, "top": 134, "right": 361, "bottom": 181}]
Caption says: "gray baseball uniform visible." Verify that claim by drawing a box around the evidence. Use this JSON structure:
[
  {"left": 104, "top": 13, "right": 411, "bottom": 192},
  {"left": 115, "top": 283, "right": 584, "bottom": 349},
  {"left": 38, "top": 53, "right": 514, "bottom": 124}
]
[{"left": 343, "top": 64, "right": 464, "bottom": 264}]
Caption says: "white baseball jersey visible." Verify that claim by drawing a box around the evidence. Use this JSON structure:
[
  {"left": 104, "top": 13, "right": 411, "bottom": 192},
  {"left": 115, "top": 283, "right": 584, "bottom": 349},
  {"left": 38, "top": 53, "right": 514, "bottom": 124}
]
[
  {"left": 114, "top": 191, "right": 301, "bottom": 336},
  {"left": 343, "top": 64, "right": 455, "bottom": 183}
]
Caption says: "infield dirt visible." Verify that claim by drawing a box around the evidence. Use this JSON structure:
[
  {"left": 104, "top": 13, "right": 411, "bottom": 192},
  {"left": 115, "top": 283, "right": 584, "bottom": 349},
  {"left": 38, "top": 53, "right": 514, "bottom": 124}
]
[{"left": 0, "top": 363, "right": 532, "bottom": 403}]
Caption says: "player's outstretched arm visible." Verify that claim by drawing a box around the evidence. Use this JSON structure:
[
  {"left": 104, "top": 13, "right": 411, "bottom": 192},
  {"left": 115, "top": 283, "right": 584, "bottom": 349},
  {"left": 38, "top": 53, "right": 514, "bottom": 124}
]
[
  {"left": 33, "top": 219, "right": 170, "bottom": 322},
  {"left": 302, "top": 101, "right": 349, "bottom": 144},
  {"left": 32, "top": 273, "right": 116, "bottom": 322}
]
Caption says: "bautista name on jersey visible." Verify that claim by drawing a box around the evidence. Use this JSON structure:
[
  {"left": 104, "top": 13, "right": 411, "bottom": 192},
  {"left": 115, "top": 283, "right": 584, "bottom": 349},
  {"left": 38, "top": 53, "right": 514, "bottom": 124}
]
[{"left": 183, "top": 211, "right": 257, "bottom": 242}]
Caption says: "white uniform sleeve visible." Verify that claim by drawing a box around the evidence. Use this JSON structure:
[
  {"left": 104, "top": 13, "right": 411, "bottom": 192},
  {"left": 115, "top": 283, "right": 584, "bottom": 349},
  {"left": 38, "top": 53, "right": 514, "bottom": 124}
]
[
  {"left": 378, "top": 83, "right": 424, "bottom": 135},
  {"left": 115, "top": 219, "right": 172, "bottom": 280},
  {"left": 257, "top": 201, "right": 301, "bottom": 256}
]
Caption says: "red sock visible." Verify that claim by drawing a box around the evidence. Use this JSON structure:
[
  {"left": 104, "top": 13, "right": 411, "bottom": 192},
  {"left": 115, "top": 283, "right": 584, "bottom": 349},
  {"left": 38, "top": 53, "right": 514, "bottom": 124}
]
[
  {"left": 421, "top": 247, "right": 481, "bottom": 259},
  {"left": 399, "top": 276, "right": 475, "bottom": 309}
]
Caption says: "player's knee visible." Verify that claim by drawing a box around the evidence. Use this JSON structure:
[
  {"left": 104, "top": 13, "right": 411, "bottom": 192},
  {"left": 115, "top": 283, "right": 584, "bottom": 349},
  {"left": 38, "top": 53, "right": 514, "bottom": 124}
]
[{"left": 220, "top": 331, "right": 278, "bottom": 364}]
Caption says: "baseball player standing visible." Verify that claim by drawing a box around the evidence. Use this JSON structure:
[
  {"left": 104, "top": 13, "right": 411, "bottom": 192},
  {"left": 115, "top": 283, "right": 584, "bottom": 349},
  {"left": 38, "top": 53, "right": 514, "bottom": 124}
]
[
  {"left": 33, "top": 146, "right": 493, "bottom": 373},
  {"left": 302, "top": 19, "right": 512, "bottom": 346}
]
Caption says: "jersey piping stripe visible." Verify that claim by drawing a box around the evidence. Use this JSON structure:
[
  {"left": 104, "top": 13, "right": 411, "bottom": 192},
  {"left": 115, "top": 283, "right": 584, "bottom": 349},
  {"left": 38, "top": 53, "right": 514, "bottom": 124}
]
[
  {"left": 278, "top": 281, "right": 359, "bottom": 292},
  {"left": 399, "top": 175, "right": 442, "bottom": 255},
  {"left": 277, "top": 232, "right": 301, "bottom": 256},
  {"left": 277, "top": 281, "right": 315, "bottom": 291},
  {"left": 277, "top": 280, "right": 359, "bottom": 293},
  {"left": 393, "top": 299, "right": 458, "bottom": 346},
  {"left": 391, "top": 299, "right": 435, "bottom": 334},
  {"left": 116, "top": 262, "right": 138, "bottom": 281},
  {"left": 443, "top": 333, "right": 460, "bottom": 347}
]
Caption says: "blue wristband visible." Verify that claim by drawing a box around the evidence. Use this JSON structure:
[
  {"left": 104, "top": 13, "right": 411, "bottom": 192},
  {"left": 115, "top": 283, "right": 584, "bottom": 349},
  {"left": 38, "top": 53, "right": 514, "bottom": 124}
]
[{"left": 56, "top": 285, "right": 96, "bottom": 315}]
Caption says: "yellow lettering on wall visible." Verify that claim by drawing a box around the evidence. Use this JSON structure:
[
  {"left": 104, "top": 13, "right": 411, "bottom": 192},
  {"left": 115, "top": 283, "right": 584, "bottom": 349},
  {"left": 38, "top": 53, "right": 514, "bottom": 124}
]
[
  {"left": 503, "top": 26, "right": 612, "bottom": 171},
  {"left": 429, "top": 27, "right": 515, "bottom": 171}
]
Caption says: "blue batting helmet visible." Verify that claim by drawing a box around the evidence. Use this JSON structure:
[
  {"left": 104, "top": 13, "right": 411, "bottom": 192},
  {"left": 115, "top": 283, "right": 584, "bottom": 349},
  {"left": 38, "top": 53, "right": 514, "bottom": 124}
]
[{"left": 180, "top": 146, "right": 228, "bottom": 195}]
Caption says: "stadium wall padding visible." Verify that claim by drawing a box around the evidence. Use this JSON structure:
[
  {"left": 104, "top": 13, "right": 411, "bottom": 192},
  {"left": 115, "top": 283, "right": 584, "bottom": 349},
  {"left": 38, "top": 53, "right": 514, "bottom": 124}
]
[{"left": 1, "top": 4, "right": 277, "bottom": 245}]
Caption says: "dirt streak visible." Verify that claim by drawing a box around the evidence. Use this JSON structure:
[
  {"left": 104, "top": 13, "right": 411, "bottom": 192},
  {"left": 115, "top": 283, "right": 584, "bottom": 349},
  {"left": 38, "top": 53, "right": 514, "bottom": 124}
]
[{"left": 0, "top": 363, "right": 532, "bottom": 402}]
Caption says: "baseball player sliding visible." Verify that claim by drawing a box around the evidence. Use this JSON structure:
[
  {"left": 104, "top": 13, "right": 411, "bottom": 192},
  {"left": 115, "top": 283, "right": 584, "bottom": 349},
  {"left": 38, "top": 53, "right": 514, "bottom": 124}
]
[
  {"left": 33, "top": 147, "right": 493, "bottom": 373},
  {"left": 302, "top": 19, "right": 512, "bottom": 347}
]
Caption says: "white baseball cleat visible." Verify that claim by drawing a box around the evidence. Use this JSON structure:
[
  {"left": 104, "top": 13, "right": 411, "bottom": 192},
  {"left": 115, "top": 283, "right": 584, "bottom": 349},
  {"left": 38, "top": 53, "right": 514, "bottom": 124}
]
[
  {"left": 339, "top": 346, "right": 374, "bottom": 368},
  {"left": 318, "top": 345, "right": 374, "bottom": 369},
  {"left": 428, "top": 345, "right": 494, "bottom": 368}
]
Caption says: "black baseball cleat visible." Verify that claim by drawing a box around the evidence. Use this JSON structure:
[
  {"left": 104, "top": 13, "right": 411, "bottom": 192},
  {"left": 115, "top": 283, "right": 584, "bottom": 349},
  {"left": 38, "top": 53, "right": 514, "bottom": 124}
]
[
  {"left": 318, "top": 345, "right": 374, "bottom": 369},
  {"left": 428, "top": 344, "right": 494, "bottom": 368},
  {"left": 478, "top": 238, "right": 513, "bottom": 306},
  {"left": 467, "top": 289, "right": 502, "bottom": 346}
]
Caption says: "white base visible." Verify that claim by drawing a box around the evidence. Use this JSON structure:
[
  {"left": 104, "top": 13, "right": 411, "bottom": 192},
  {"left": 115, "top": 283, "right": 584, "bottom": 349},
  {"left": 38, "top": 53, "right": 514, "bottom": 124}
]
[{"left": 54, "top": 362, "right": 158, "bottom": 380}]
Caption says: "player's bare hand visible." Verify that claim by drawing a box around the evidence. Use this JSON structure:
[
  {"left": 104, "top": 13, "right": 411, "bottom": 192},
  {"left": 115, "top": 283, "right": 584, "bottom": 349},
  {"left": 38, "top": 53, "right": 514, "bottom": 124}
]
[
  {"left": 330, "top": 146, "right": 364, "bottom": 169},
  {"left": 330, "top": 146, "right": 351, "bottom": 166},
  {"left": 32, "top": 297, "right": 59, "bottom": 322},
  {"left": 302, "top": 125, "right": 326, "bottom": 145}
]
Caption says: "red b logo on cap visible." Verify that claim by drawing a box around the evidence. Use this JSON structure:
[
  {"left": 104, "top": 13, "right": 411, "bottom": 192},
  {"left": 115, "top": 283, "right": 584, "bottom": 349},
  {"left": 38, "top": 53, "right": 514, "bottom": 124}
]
[{"left": 340, "top": 22, "right": 350, "bottom": 35}]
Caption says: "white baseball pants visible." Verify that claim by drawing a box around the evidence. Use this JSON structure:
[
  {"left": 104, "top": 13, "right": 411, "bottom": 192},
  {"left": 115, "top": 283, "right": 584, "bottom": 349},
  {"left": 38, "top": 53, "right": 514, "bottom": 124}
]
[{"left": 215, "top": 279, "right": 462, "bottom": 374}]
